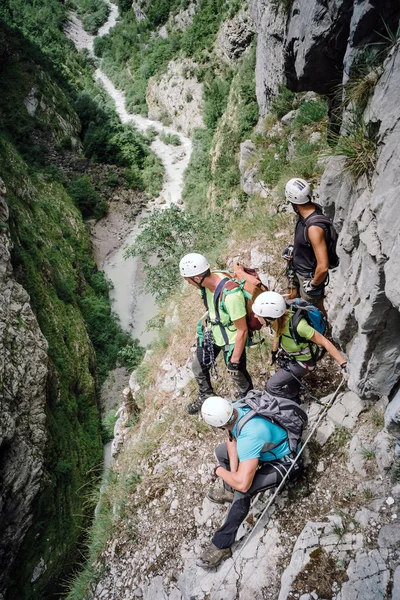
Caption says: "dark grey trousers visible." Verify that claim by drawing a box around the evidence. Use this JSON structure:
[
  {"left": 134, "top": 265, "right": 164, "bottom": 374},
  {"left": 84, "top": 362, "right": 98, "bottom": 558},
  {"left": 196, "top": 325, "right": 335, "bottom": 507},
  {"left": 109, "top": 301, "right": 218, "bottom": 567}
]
[
  {"left": 267, "top": 361, "right": 311, "bottom": 403},
  {"left": 212, "top": 443, "right": 303, "bottom": 549},
  {"left": 192, "top": 343, "right": 253, "bottom": 400}
]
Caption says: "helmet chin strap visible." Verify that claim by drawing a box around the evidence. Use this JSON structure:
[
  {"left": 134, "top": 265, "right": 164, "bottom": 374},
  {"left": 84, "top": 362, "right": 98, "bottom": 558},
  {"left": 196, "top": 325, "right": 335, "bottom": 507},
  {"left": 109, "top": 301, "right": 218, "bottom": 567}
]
[{"left": 190, "top": 273, "right": 207, "bottom": 288}]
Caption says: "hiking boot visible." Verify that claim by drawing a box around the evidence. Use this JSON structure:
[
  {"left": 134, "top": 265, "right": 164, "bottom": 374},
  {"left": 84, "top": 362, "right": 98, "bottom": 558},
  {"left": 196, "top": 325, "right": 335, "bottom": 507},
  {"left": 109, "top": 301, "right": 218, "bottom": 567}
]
[
  {"left": 196, "top": 542, "right": 232, "bottom": 569},
  {"left": 186, "top": 395, "right": 206, "bottom": 415},
  {"left": 207, "top": 485, "right": 234, "bottom": 505}
]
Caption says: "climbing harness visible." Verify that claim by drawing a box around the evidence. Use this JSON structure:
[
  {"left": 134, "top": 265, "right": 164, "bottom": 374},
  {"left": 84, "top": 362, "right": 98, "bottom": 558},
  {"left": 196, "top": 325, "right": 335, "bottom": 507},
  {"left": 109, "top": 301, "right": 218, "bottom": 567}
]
[
  {"left": 202, "top": 326, "right": 218, "bottom": 380},
  {"left": 209, "top": 376, "right": 346, "bottom": 600},
  {"left": 278, "top": 356, "right": 322, "bottom": 404}
]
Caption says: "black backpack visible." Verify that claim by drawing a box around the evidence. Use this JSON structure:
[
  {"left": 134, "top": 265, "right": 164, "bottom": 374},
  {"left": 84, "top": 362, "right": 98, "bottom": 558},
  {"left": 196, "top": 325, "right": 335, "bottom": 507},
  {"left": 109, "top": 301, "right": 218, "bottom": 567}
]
[
  {"left": 235, "top": 390, "right": 308, "bottom": 453},
  {"left": 304, "top": 214, "right": 340, "bottom": 269}
]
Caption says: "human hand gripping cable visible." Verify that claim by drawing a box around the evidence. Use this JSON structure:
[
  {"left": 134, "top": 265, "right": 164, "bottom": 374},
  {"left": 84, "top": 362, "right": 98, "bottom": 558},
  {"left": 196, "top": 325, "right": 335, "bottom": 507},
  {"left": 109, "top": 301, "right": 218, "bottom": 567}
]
[
  {"left": 226, "top": 360, "right": 240, "bottom": 375},
  {"left": 340, "top": 361, "right": 349, "bottom": 381},
  {"left": 282, "top": 245, "right": 294, "bottom": 261},
  {"left": 302, "top": 278, "right": 317, "bottom": 293}
]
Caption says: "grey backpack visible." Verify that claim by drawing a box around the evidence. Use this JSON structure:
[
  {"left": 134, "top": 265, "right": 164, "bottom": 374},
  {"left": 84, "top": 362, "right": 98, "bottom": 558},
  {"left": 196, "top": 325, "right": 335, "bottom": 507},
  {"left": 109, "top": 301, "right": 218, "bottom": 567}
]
[{"left": 235, "top": 390, "right": 308, "bottom": 453}]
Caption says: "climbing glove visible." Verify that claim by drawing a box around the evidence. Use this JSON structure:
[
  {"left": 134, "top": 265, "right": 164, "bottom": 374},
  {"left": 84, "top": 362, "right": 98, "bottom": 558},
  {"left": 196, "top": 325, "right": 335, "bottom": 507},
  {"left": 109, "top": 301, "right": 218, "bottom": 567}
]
[
  {"left": 282, "top": 245, "right": 294, "bottom": 261},
  {"left": 302, "top": 279, "right": 317, "bottom": 293},
  {"left": 340, "top": 361, "right": 349, "bottom": 381},
  {"left": 211, "top": 465, "right": 221, "bottom": 482},
  {"left": 226, "top": 360, "right": 240, "bottom": 375}
]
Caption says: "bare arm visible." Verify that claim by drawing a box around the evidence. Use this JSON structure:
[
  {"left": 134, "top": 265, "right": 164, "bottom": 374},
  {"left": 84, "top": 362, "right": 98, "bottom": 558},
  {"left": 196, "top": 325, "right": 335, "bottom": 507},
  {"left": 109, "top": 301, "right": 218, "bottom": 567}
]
[
  {"left": 226, "top": 436, "right": 239, "bottom": 473},
  {"left": 310, "top": 331, "right": 346, "bottom": 366},
  {"left": 216, "top": 458, "right": 259, "bottom": 493},
  {"left": 231, "top": 316, "right": 248, "bottom": 363},
  {"left": 308, "top": 225, "right": 329, "bottom": 286},
  {"left": 272, "top": 331, "right": 279, "bottom": 352}
]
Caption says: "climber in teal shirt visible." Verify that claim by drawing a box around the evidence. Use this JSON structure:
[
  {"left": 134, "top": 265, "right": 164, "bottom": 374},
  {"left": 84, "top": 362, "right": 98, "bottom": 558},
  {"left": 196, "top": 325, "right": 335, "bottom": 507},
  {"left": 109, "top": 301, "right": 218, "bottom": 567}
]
[
  {"left": 195, "top": 396, "right": 303, "bottom": 570},
  {"left": 232, "top": 405, "right": 290, "bottom": 462}
]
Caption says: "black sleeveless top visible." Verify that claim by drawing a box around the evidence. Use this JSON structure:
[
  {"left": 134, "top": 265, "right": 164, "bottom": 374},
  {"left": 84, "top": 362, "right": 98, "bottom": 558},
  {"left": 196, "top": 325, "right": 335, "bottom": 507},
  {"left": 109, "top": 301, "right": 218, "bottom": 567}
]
[{"left": 292, "top": 205, "right": 328, "bottom": 277}]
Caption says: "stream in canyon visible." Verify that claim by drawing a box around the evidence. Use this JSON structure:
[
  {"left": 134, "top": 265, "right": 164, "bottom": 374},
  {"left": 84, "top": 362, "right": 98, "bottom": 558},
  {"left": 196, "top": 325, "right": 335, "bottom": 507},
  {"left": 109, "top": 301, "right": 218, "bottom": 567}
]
[{"left": 65, "top": 2, "right": 192, "bottom": 346}]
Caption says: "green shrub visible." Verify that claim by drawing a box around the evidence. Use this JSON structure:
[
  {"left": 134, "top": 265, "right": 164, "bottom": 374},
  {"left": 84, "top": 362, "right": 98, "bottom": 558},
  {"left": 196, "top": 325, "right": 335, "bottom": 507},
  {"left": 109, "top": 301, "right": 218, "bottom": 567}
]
[
  {"left": 294, "top": 99, "right": 328, "bottom": 127},
  {"left": 159, "top": 131, "right": 182, "bottom": 146},
  {"left": 181, "top": 128, "right": 213, "bottom": 213},
  {"left": 106, "top": 172, "right": 119, "bottom": 187},
  {"left": 67, "top": 176, "right": 108, "bottom": 219},
  {"left": 326, "top": 115, "right": 377, "bottom": 180},
  {"left": 271, "top": 86, "right": 296, "bottom": 118},
  {"left": 125, "top": 204, "right": 224, "bottom": 300},
  {"left": 101, "top": 409, "right": 118, "bottom": 444},
  {"left": 55, "top": 460, "right": 73, "bottom": 474},
  {"left": 145, "top": 126, "right": 158, "bottom": 143},
  {"left": 204, "top": 74, "right": 232, "bottom": 130},
  {"left": 76, "top": 0, "right": 109, "bottom": 35},
  {"left": 141, "top": 154, "right": 164, "bottom": 197},
  {"left": 117, "top": 342, "right": 144, "bottom": 371}
]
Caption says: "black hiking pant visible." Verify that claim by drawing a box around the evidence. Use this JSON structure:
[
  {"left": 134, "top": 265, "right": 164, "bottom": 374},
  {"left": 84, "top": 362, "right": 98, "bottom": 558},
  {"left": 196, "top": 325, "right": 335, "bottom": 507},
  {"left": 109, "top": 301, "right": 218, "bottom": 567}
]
[
  {"left": 192, "top": 343, "right": 253, "bottom": 400},
  {"left": 267, "top": 360, "right": 313, "bottom": 404},
  {"left": 212, "top": 443, "right": 303, "bottom": 549}
]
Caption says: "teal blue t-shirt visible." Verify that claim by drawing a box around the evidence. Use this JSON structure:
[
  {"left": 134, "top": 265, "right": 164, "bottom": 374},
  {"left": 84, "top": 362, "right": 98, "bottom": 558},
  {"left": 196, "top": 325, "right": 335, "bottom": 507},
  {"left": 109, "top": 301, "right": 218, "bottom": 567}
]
[{"left": 232, "top": 406, "right": 290, "bottom": 462}]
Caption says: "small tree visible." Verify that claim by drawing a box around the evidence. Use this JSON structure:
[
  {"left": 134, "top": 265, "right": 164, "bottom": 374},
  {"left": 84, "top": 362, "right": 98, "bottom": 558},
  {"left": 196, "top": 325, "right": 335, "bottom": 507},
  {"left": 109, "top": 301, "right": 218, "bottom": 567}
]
[{"left": 125, "top": 205, "right": 223, "bottom": 300}]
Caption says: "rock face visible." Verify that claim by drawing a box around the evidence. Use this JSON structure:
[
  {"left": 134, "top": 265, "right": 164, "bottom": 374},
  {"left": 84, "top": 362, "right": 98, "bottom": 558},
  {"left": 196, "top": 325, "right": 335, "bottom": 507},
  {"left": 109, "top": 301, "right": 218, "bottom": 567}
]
[
  {"left": 251, "top": 0, "right": 400, "bottom": 409},
  {"left": 146, "top": 58, "right": 204, "bottom": 136},
  {"left": 214, "top": 7, "right": 254, "bottom": 63},
  {"left": 239, "top": 139, "right": 269, "bottom": 197},
  {"left": 251, "top": 0, "right": 287, "bottom": 120},
  {"left": 285, "top": 0, "right": 354, "bottom": 94},
  {"left": 132, "top": 1, "right": 146, "bottom": 22},
  {"left": 159, "top": 1, "right": 198, "bottom": 37},
  {"left": 320, "top": 44, "right": 400, "bottom": 401},
  {"left": 252, "top": 0, "right": 400, "bottom": 115},
  {"left": 0, "top": 180, "right": 48, "bottom": 588}
]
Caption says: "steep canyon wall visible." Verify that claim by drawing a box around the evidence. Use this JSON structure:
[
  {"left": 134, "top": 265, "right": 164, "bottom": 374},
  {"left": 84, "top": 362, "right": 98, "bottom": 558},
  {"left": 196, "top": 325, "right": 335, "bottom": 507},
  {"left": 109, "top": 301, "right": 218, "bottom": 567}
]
[{"left": 252, "top": 0, "right": 400, "bottom": 405}]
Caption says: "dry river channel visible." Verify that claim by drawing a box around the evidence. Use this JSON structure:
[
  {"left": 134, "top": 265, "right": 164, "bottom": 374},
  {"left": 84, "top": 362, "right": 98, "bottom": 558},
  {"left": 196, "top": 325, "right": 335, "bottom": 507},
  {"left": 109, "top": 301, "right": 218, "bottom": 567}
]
[{"left": 65, "top": 1, "right": 192, "bottom": 346}]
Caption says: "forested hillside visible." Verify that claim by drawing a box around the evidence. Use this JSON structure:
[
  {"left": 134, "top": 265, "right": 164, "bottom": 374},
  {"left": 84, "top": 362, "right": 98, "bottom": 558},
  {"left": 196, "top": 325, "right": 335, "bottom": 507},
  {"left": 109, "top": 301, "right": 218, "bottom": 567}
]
[{"left": 0, "top": 2, "right": 160, "bottom": 596}]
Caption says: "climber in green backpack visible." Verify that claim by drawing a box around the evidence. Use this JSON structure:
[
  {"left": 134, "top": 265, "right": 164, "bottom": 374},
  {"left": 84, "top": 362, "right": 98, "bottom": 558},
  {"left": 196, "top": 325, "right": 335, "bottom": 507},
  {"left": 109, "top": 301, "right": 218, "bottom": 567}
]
[
  {"left": 179, "top": 253, "right": 254, "bottom": 414},
  {"left": 252, "top": 291, "right": 348, "bottom": 403}
]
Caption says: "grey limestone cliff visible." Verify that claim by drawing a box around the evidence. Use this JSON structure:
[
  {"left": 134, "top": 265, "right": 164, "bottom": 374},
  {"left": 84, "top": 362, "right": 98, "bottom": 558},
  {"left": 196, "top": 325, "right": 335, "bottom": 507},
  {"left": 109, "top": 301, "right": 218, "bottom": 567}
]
[
  {"left": 252, "top": 0, "right": 400, "bottom": 419},
  {"left": 0, "top": 179, "right": 48, "bottom": 587}
]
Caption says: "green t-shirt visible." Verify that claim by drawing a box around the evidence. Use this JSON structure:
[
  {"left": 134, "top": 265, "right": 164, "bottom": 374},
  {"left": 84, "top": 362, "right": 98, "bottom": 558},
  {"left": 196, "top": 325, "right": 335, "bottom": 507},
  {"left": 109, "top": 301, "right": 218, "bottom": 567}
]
[
  {"left": 204, "top": 273, "right": 247, "bottom": 347},
  {"left": 280, "top": 313, "right": 315, "bottom": 361}
]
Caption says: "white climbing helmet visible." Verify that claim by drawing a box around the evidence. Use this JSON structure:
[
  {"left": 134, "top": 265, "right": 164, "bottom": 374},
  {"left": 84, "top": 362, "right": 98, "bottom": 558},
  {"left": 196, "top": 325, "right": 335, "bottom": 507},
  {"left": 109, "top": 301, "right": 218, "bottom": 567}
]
[
  {"left": 252, "top": 291, "right": 287, "bottom": 319},
  {"left": 179, "top": 253, "right": 210, "bottom": 277},
  {"left": 201, "top": 396, "right": 234, "bottom": 428},
  {"left": 285, "top": 178, "right": 312, "bottom": 204}
]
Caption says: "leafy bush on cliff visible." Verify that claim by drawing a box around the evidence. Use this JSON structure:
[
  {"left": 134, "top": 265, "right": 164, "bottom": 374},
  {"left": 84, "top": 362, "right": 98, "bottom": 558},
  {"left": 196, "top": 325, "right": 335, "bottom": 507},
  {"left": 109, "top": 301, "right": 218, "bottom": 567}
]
[
  {"left": 75, "top": 93, "right": 163, "bottom": 196},
  {"left": 76, "top": 0, "right": 110, "bottom": 34},
  {"left": 67, "top": 176, "right": 108, "bottom": 219},
  {"left": 125, "top": 204, "right": 224, "bottom": 300}
]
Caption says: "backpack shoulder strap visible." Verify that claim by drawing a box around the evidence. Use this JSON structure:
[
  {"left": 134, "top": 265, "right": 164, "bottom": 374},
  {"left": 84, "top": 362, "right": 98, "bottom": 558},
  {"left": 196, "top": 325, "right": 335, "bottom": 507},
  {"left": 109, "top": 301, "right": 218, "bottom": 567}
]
[
  {"left": 289, "top": 307, "right": 309, "bottom": 345},
  {"left": 235, "top": 408, "right": 257, "bottom": 437},
  {"left": 200, "top": 287, "right": 208, "bottom": 312},
  {"left": 213, "top": 277, "right": 232, "bottom": 349}
]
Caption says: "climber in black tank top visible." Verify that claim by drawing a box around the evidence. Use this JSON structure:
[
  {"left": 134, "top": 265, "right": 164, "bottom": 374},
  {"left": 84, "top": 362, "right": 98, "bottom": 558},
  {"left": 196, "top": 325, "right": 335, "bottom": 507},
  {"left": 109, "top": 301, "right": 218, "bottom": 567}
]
[{"left": 282, "top": 178, "right": 329, "bottom": 317}]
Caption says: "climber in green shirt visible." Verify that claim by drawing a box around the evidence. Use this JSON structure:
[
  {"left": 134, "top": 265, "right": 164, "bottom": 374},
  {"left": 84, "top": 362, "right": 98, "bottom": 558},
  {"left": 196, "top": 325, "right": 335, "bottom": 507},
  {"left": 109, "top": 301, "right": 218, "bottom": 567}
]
[
  {"left": 179, "top": 253, "right": 253, "bottom": 414},
  {"left": 252, "top": 291, "right": 347, "bottom": 403}
]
